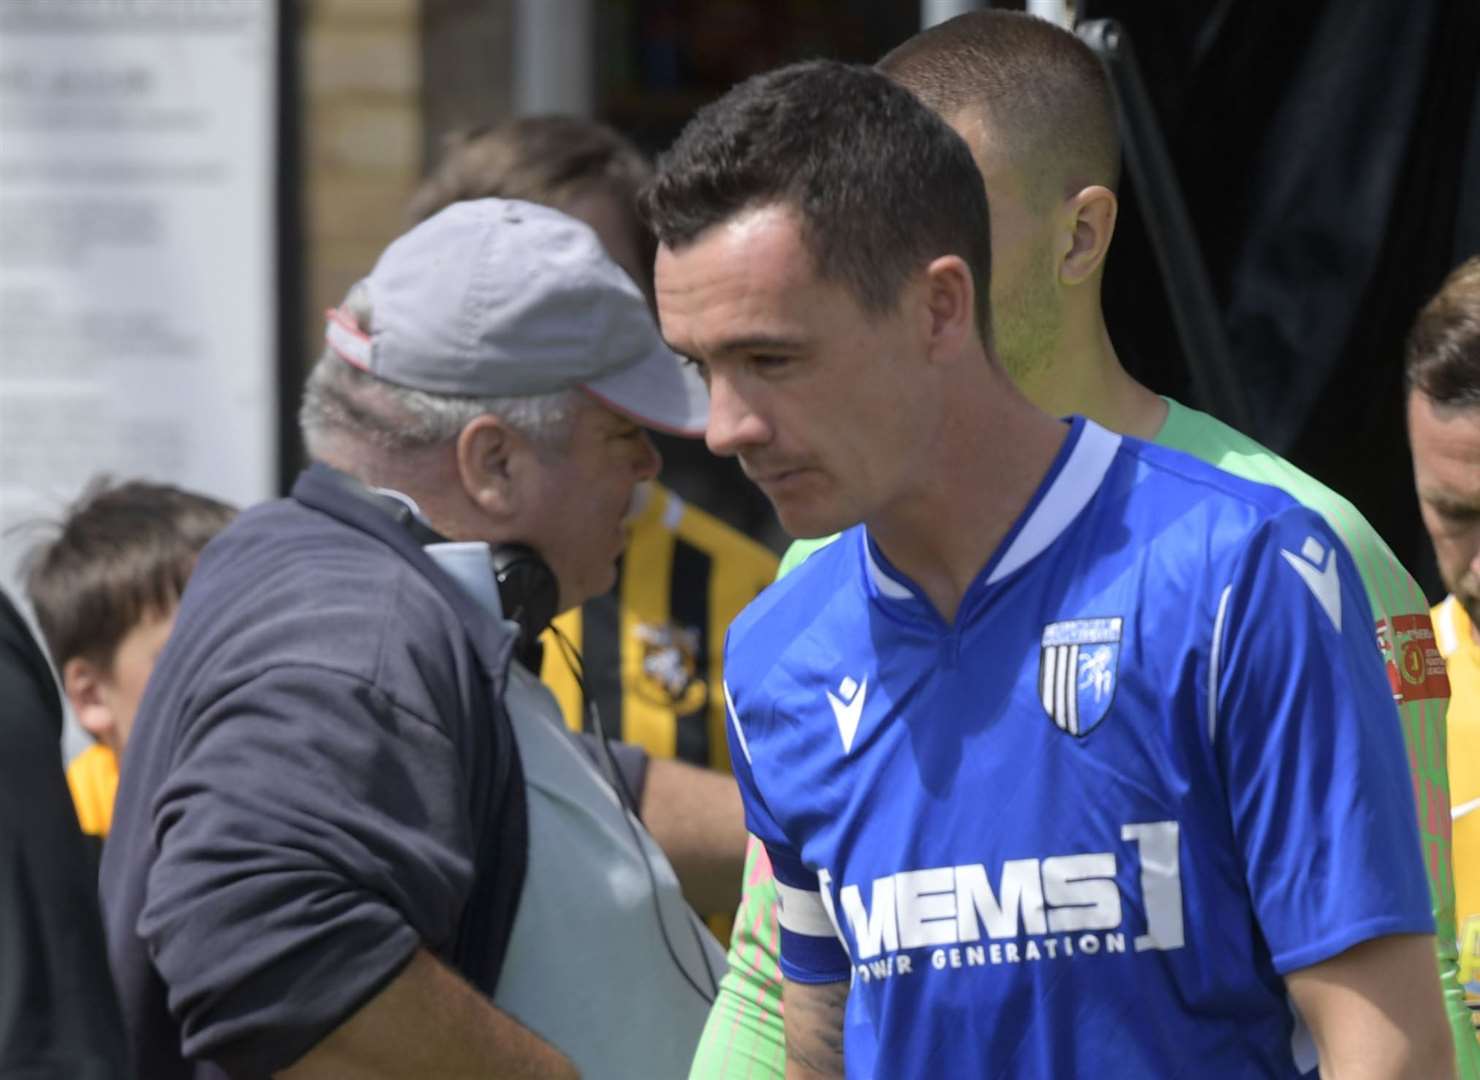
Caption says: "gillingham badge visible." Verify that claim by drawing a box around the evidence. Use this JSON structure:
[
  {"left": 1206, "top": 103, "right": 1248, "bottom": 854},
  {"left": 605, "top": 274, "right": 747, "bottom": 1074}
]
[{"left": 1039, "top": 617, "right": 1122, "bottom": 736}]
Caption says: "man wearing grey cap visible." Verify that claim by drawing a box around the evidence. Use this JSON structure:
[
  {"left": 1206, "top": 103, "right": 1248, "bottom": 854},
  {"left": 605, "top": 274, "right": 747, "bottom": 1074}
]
[{"left": 100, "top": 198, "right": 725, "bottom": 1079}]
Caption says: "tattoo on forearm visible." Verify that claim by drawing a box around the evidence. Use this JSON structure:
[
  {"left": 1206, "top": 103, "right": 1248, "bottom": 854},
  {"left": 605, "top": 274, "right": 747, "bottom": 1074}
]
[{"left": 786, "top": 980, "right": 849, "bottom": 1077}]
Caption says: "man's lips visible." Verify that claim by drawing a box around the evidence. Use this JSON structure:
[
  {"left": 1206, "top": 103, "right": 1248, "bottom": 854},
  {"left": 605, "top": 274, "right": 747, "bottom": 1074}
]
[{"left": 743, "top": 463, "right": 811, "bottom": 487}]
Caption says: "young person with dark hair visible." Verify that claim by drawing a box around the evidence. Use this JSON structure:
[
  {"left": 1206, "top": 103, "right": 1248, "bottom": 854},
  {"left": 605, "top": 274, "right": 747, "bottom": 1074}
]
[
  {"left": 689, "top": 12, "right": 1471, "bottom": 1075},
  {"left": 651, "top": 57, "right": 1449, "bottom": 1078},
  {"left": 25, "top": 478, "right": 235, "bottom": 842}
]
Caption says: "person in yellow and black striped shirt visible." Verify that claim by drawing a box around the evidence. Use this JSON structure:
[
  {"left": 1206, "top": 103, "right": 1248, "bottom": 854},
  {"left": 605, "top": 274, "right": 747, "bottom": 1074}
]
[
  {"left": 409, "top": 116, "right": 769, "bottom": 922},
  {"left": 541, "top": 480, "right": 776, "bottom": 771},
  {"left": 23, "top": 479, "right": 235, "bottom": 858}
]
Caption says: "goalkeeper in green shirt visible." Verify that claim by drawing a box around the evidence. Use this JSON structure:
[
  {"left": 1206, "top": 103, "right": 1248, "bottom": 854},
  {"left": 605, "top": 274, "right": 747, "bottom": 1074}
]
[{"left": 689, "top": 10, "right": 1472, "bottom": 1078}]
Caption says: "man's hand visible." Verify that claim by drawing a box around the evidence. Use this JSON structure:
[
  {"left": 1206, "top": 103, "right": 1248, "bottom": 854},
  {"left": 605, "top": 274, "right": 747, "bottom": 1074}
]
[
  {"left": 783, "top": 978, "right": 849, "bottom": 1079},
  {"left": 640, "top": 757, "right": 748, "bottom": 913},
  {"left": 276, "top": 949, "right": 578, "bottom": 1079},
  {"left": 1287, "top": 933, "right": 1455, "bottom": 1079}
]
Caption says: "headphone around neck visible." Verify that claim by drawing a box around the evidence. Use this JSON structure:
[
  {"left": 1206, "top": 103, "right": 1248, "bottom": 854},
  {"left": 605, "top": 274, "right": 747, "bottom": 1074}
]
[
  {"left": 486, "top": 541, "right": 559, "bottom": 665},
  {"left": 346, "top": 479, "right": 559, "bottom": 665}
]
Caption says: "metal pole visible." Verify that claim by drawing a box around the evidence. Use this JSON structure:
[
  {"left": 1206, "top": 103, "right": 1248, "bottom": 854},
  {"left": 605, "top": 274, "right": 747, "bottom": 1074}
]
[
  {"left": 513, "top": 0, "right": 594, "bottom": 117},
  {"left": 921, "top": 0, "right": 985, "bottom": 30},
  {"left": 1025, "top": 0, "right": 1073, "bottom": 28}
]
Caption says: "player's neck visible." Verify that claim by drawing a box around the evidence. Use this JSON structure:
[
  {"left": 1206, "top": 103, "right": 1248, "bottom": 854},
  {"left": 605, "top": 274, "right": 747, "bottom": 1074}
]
[
  {"left": 866, "top": 374, "right": 1068, "bottom": 624},
  {"left": 1019, "top": 316, "right": 1167, "bottom": 441}
]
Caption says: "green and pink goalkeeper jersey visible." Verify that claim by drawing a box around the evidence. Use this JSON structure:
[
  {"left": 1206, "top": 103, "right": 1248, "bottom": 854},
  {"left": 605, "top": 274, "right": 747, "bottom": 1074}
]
[{"left": 687, "top": 397, "right": 1474, "bottom": 1079}]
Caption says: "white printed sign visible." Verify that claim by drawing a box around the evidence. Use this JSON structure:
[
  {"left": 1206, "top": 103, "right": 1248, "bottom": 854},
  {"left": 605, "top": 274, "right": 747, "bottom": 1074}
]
[{"left": 0, "top": 0, "right": 278, "bottom": 590}]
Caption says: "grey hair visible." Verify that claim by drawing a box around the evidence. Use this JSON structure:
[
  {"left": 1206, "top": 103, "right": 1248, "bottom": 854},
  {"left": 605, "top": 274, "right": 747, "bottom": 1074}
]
[{"left": 299, "top": 280, "right": 580, "bottom": 458}]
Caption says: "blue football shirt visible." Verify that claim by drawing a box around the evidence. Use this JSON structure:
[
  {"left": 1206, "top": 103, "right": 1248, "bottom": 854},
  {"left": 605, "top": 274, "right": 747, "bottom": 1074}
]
[{"left": 723, "top": 418, "right": 1433, "bottom": 1078}]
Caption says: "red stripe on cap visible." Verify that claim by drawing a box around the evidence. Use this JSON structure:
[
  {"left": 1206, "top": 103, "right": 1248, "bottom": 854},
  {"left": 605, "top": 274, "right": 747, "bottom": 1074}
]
[{"left": 324, "top": 307, "right": 372, "bottom": 371}]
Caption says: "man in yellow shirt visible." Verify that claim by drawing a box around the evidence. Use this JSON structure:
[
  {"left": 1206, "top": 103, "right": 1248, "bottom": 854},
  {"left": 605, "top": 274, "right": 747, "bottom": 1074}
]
[
  {"left": 24, "top": 479, "right": 234, "bottom": 845},
  {"left": 1410, "top": 255, "right": 1480, "bottom": 1036}
]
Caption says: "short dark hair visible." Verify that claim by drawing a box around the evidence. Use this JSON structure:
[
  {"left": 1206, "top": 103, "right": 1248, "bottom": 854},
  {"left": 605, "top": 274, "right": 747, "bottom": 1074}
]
[
  {"left": 24, "top": 478, "right": 236, "bottom": 669},
  {"left": 1406, "top": 256, "right": 1480, "bottom": 408},
  {"left": 878, "top": 11, "right": 1120, "bottom": 203},
  {"left": 408, "top": 114, "right": 651, "bottom": 219},
  {"left": 408, "top": 115, "right": 656, "bottom": 291},
  {"left": 641, "top": 60, "right": 993, "bottom": 336}
]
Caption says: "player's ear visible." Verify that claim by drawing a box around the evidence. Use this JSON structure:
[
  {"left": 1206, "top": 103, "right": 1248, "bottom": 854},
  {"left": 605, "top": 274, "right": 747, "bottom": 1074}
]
[
  {"left": 1059, "top": 185, "right": 1118, "bottom": 287},
  {"left": 922, "top": 253, "right": 977, "bottom": 360},
  {"left": 63, "top": 656, "right": 119, "bottom": 750}
]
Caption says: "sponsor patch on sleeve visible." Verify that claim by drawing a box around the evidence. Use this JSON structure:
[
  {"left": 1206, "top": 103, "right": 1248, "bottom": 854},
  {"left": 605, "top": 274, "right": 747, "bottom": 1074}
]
[{"left": 1376, "top": 614, "right": 1451, "bottom": 704}]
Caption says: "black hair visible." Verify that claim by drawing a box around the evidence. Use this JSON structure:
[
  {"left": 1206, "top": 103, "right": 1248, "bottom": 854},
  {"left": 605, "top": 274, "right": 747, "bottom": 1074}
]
[{"left": 641, "top": 59, "right": 993, "bottom": 336}]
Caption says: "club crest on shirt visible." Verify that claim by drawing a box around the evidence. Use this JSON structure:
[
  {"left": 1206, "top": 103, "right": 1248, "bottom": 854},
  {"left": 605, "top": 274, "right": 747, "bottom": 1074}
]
[
  {"left": 1039, "top": 617, "right": 1122, "bottom": 736},
  {"left": 634, "top": 619, "right": 708, "bottom": 713},
  {"left": 1375, "top": 614, "right": 1450, "bottom": 705}
]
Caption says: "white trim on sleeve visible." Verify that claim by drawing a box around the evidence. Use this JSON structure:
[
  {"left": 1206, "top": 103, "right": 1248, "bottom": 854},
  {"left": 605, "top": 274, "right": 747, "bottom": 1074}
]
[{"left": 775, "top": 879, "right": 839, "bottom": 939}]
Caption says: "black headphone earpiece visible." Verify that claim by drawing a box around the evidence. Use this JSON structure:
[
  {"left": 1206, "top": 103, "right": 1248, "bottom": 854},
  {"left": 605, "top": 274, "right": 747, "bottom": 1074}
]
[
  {"left": 329, "top": 471, "right": 559, "bottom": 667},
  {"left": 488, "top": 542, "right": 559, "bottom": 664}
]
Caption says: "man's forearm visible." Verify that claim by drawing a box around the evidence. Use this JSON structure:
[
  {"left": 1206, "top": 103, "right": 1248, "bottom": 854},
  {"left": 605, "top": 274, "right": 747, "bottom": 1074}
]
[
  {"left": 783, "top": 978, "right": 849, "bottom": 1079},
  {"left": 640, "top": 757, "right": 748, "bottom": 913},
  {"left": 277, "top": 948, "right": 578, "bottom": 1079}
]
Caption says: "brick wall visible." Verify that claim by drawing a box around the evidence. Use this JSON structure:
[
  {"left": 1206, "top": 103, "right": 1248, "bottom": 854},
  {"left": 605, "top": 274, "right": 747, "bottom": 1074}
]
[
  {"left": 420, "top": 0, "right": 515, "bottom": 166},
  {"left": 298, "top": 0, "right": 423, "bottom": 386},
  {"left": 294, "top": 0, "right": 515, "bottom": 415}
]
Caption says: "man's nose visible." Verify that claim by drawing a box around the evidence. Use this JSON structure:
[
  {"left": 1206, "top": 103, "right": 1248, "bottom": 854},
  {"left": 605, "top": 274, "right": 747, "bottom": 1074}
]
[{"left": 705, "top": 372, "right": 769, "bottom": 458}]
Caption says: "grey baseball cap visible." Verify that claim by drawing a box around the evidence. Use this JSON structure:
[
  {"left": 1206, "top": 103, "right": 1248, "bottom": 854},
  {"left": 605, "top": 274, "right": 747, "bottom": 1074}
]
[{"left": 324, "top": 197, "right": 707, "bottom": 436}]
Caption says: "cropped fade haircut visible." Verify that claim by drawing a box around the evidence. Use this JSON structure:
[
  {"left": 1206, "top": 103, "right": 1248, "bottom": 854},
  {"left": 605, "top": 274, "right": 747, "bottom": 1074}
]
[
  {"left": 24, "top": 478, "right": 236, "bottom": 669},
  {"left": 878, "top": 11, "right": 1120, "bottom": 206},
  {"left": 1406, "top": 256, "right": 1480, "bottom": 409},
  {"left": 641, "top": 60, "right": 994, "bottom": 338}
]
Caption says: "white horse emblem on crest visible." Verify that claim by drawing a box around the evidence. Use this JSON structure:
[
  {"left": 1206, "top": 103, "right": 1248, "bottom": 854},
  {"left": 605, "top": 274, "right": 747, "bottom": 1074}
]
[{"left": 1039, "top": 617, "right": 1122, "bottom": 736}]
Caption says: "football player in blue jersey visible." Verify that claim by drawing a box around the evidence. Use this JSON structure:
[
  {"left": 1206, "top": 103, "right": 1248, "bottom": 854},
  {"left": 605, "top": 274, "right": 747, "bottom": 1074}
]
[{"left": 644, "top": 60, "right": 1452, "bottom": 1079}]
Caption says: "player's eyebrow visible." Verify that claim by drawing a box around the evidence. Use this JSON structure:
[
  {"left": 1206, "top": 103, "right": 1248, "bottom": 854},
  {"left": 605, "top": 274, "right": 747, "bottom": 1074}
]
[{"left": 706, "top": 333, "right": 809, "bottom": 356}]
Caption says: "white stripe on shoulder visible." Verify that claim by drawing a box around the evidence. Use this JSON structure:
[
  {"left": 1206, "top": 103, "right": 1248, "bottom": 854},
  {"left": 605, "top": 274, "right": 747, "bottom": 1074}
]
[
  {"left": 1453, "top": 795, "right": 1480, "bottom": 822},
  {"left": 723, "top": 680, "right": 752, "bottom": 765},
  {"left": 775, "top": 879, "right": 839, "bottom": 939},
  {"left": 1437, "top": 596, "right": 1461, "bottom": 658},
  {"left": 988, "top": 421, "right": 1123, "bottom": 585},
  {"left": 1208, "top": 585, "right": 1233, "bottom": 744},
  {"left": 864, "top": 535, "right": 914, "bottom": 599}
]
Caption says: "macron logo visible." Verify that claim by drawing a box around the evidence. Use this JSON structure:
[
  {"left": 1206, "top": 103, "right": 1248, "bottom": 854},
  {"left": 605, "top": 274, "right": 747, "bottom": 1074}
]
[
  {"left": 1280, "top": 535, "right": 1342, "bottom": 632},
  {"left": 828, "top": 675, "right": 868, "bottom": 754}
]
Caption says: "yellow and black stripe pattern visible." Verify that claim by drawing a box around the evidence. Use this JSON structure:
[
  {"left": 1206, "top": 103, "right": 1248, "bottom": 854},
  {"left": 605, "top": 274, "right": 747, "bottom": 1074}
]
[{"left": 541, "top": 483, "right": 778, "bottom": 771}]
